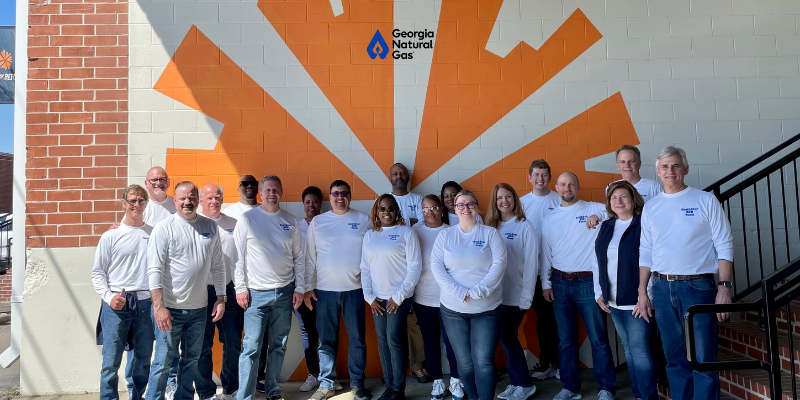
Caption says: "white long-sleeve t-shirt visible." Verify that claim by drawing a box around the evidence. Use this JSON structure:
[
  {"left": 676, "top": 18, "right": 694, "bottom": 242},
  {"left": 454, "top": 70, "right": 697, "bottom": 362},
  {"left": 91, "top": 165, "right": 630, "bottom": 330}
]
[
  {"left": 541, "top": 200, "right": 606, "bottom": 290},
  {"left": 234, "top": 207, "right": 305, "bottom": 294},
  {"left": 519, "top": 190, "right": 561, "bottom": 233},
  {"left": 607, "top": 178, "right": 663, "bottom": 203},
  {"left": 143, "top": 196, "right": 176, "bottom": 226},
  {"left": 360, "top": 225, "right": 422, "bottom": 305},
  {"left": 207, "top": 214, "right": 237, "bottom": 284},
  {"left": 412, "top": 223, "right": 449, "bottom": 307},
  {"left": 498, "top": 218, "right": 539, "bottom": 309},
  {"left": 640, "top": 186, "right": 734, "bottom": 275},
  {"left": 430, "top": 224, "right": 507, "bottom": 314},
  {"left": 394, "top": 193, "right": 424, "bottom": 226},
  {"left": 305, "top": 209, "right": 370, "bottom": 292},
  {"left": 92, "top": 222, "right": 154, "bottom": 304},
  {"left": 147, "top": 214, "right": 226, "bottom": 309},
  {"left": 223, "top": 202, "right": 258, "bottom": 221}
]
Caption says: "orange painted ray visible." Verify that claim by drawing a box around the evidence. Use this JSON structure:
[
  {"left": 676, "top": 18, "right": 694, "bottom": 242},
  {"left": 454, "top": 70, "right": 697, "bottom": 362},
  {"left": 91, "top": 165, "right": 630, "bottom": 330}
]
[
  {"left": 411, "top": 0, "right": 603, "bottom": 188},
  {"left": 461, "top": 92, "right": 638, "bottom": 209},
  {"left": 154, "top": 25, "right": 377, "bottom": 202},
  {"left": 259, "top": 0, "right": 395, "bottom": 175}
]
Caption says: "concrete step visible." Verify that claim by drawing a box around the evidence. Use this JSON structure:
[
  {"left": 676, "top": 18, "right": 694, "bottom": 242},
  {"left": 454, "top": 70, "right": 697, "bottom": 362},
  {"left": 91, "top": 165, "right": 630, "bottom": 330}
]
[{"left": 720, "top": 320, "right": 800, "bottom": 374}]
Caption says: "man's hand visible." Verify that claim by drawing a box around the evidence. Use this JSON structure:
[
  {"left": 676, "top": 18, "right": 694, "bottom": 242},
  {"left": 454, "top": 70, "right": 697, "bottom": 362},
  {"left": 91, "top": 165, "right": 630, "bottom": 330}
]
[
  {"left": 370, "top": 300, "right": 385, "bottom": 316},
  {"left": 596, "top": 296, "right": 610, "bottom": 313},
  {"left": 109, "top": 223, "right": 121, "bottom": 230},
  {"left": 356, "top": 272, "right": 361, "bottom": 284},
  {"left": 154, "top": 305, "right": 173, "bottom": 332},
  {"left": 543, "top": 289, "right": 554, "bottom": 302},
  {"left": 211, "top": 297, "right": 225, "bottom": 322},
  {"left": 586, "top": 215, "right": 600, "bottom": 229},
  {"left": 292, "top": 292, "right": 304, "bottom": 310},
  {"left": 410, "top": 218, "right": 419, "bottom": 226},
  {"left": 110, "top": 289, "right": 127, "bottom": 310},
  {"left": 387, "top": 298, "right": 400, "bottom": 313},
  {"left": 304, "top": 290, "right": 317, "bottom": 310},
  {"left": 463, "top": 292, "right": 471, "bottom": 303},
  {"left": 237, "top": 291, "right": 250, "bottom": 309},
  {"left": 633, "top": 289, "right": 653, "bottom": 322},
  {"left": 716, "top": 285, "right": 731, "bottom": 322}
]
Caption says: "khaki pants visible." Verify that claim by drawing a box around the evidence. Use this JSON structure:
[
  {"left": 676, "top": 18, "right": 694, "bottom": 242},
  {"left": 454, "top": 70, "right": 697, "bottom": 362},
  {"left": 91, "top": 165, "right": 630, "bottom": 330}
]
[{"left": 407, "top": 306, "right": 425, "bottom": 371}]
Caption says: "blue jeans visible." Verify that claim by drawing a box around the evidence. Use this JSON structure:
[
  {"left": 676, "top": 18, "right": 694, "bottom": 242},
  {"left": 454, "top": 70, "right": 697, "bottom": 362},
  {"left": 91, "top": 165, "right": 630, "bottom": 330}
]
[
  {"left": 315, "top": 289, "right": 367, "bottom": 389},
  {"left": 413, "top": 303, "right": 459, "bottom": 381},
  {"left": 610, "top": 308, "right": 657, "bottom": 400},
  {"left": 499, "top": 305, "right": 533, "bottom": 388},
  {"left": 439, "top": 305, "right": 501, "bottom": 400},
  {"left": 100, "top": 299, "right": 154, "bottom": 400},
  {"left": 652, "top": 276, "right": 719, "bottom": 400},
  {"left": 373, "top": 299, "right": 412, "bottom": 391},
  {"left": 551, "top": 274, "right": 616, "bottom": 394},
  {"left": 196, "top": 283, "right": 244, "bottom": 398},
  {"left": 145, "top": 307, "right": 206, "bottom": 400},
  {"left": 238, "top": 283, "right": 295, "bottom": 400}
]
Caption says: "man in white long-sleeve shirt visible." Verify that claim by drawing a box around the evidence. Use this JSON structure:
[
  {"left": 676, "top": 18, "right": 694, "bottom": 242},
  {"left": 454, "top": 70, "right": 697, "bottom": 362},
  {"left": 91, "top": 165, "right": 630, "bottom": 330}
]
[
  {"left": 304, "top": 180, "right": 371, "bottom": 400},
  {"left": 609, "top": 145, "right": 663, "bottom": 202},
  {"left": 635, "top": 146, "right": 733, "bottom": 400},
  {"left": 142, "top": 166, "right": 177, "bottom": 226},
  {"left": 195, "top": 184, "right": 242, "bottom": 400},
  {"left": 223, "top": 175, "right": 260, "bottom": 220},
  {"left": 541, "top": 172, "right": 616, "bottom": 400},
  {"left": 234, "top": 175, "right": 305, "bottom": 400},
  {"left": 145, "top": 181, "right": 227, "bottom": 400},
  {"left": 92, "top": 184, "right": 155, "bottom": 400}
]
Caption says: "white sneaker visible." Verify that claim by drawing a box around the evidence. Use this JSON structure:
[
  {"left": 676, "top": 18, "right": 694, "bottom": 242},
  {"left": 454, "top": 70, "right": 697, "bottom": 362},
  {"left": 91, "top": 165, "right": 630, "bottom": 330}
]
[
  {"left": 300, "top": 375, "right": 320, "bottom": 392},
  {"left": 221, "top": 391, "right": 237, "bottom": 400},
  {"left": 509, "top": 385, "right": 536, "bottom": 400},
  {"left": 597, "top": 390, "right": 614, "bottom": 400},
  {"left": 164, "top": 384, "right": 176, "bottom": 400},
  {"left": 553, "top": 388, "right": 582, "bottom": 400},
  {"left": 497, "top": 385, "right": 518, "bottom": 399},
  {"left": 332, "top": 381, "right": 343, "bottom": 391},
  {"left": 449, "top": 378, "right": 465, "bottom": 400},
  {"left": 531, "top": 364, "right": 558, "bottom": 380},
  {"left": 431, "top": 379, "right": 447, "bottom": 400}
]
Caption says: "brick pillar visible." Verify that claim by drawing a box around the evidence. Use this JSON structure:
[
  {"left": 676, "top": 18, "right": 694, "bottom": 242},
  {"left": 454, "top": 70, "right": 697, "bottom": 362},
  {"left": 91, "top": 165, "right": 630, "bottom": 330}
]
[{"left": 26, "top": 0, "right": 129, "bottom": 248}]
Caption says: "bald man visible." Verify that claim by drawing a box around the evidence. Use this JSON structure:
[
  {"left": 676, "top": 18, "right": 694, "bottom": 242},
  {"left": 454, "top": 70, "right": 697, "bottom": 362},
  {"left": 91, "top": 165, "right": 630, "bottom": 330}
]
[
  {"left": 541, "top": 173, "right": 616, "bottom": 400},
  {"left": 195, "top": 184, "right": 243, "bottom": 400},
  {"left": 143, "top": 167, "right": 177, "bottom": 226}
]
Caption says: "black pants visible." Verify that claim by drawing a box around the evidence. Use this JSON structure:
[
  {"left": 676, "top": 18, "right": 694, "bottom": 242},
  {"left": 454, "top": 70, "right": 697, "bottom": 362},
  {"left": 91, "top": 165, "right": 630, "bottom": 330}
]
[{"left": 531, "top": 280, "right": 559, "bottom": 367}]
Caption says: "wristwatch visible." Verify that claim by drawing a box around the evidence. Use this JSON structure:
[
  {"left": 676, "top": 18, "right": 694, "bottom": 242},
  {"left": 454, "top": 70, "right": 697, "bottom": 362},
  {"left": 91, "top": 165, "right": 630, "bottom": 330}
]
[
  {"left": 718, "top": 281, "right": 732, "bottom": 289},
  {"left": 217, "top": 295, "right": 227, "bottom": 302}
]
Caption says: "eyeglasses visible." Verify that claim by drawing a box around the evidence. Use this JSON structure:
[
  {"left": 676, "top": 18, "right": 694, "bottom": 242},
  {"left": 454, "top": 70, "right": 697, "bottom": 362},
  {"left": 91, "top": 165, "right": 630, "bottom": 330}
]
[
  {"left": 421, "top": 206, "right": 440, "bottom": 213},
  {"left": 330, "top": 191, "right": 350, "bottom": 198},
  {"left": 455, "top": 202, "right": 478, "bottom": 210},
  {"left": 147, "top": 178, "right": 167, "bottom": 185},
  {"left": 240, "top": 181, "right": 258, "bottom": 188},
  {"left": 378, "top": 206, "right": 397, "bottom": 213},
  {"left": 125, "top": 198, "right": 148, "bottom": 205}
]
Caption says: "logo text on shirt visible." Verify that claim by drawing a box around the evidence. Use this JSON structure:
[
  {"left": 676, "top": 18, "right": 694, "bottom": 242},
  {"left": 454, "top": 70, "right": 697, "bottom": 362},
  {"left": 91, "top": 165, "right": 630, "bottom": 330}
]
[
  {"left": 682, "top": 207, "right": 699, "bottom": 217},
  {"left": 389, "top": 234, "right": 400, "bottom": 241},
  {"left": 504, "top": 233, "right": 517, "bottom": 240},
  {"left": 473, "top": 240, "right": 485, "bottom": 247},
  {"left": 576, "top": 216, "right": 588, "bottom": 223},
  {"left": 225, "top": 229, "right": 233, "bottom": 235},
  {"left": 279, "top": 223, "right": 291, "bottom": 231},
  {"left": 348, "top": 223, "right": 360, "bottom": 229},
  {"left": 200, "top": 232, "right": 212, "bottom": 239}
]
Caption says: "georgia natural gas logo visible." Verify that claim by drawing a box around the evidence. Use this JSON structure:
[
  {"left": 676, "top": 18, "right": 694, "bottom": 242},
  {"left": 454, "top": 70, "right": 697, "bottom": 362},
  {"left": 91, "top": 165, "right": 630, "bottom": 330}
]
[
  {"left": 0, "top": 50, "right": 11, "bottom": 70},
  {"left": 367, "top": 29, "right": 434, "bottom": 60}
]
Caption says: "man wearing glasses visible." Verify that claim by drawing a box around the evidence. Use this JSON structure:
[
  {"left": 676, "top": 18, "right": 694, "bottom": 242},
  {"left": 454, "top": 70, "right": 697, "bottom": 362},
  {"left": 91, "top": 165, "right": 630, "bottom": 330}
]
[
  {"left": 143, "top": 166, "right": 176, "bottom": 226},
  {"left": 224, "top": 175, "right": 260, "bottom": 221},
  {"left": 304, "top": 180, "right": 371, "bottom": 400}
]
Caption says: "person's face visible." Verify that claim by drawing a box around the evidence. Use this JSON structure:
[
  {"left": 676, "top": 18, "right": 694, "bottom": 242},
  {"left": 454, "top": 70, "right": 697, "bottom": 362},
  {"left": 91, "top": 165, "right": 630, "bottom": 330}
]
[
  {"left": 122, "top": 192, "right": 148, "bottom": 218},
  {"left": 200, "top": 187, "right": 223, "bottom": 216},
  {"left": 609, "top": 187, "right": 634, "bottom": 217},
  {"left": 656, "top": 154, "right": 689, "bottom": 187},
  {"left": 329, "top": 185, "right": 351, "bottom": 211},
  {"left": 303, "top": 194, "right": 321, "bottom": 219},
  {"left": 555, "top": 175, "right": 579, "bottom": 203},
  {"left": 238, "top": 179, "right": 258, "bottom": 201},
  {"left": 377, "top": 198, "right": 398, "bottom": 227},
  {"left": 261, "top": 181, "right": 283, "bottom": 205},
  {"left": 528, "top": 168, "right": 551, "bottom": 191},
  {"left": 443, "top": 187, "right": 459, "bottom": 213},
  {"left": 174, "top": 185, "right": 199, "bottom": 218},
  {"left": 495, "top": 188, "right": 515, "bottom": 216},
  {"left": 421, "top": 198, "right": 442, "bottom": 226},
  {"left": 454, "top": 194, "right": 478, "bottom": 221},
  {"left": 145, "top": 168, "right": 169, "bottom": 198},
  {"left": 617, "top": 150, "right": 641, "bottom": 179},
  {"left": 390, "top": 165, "right": 410, "bottom": 190}
]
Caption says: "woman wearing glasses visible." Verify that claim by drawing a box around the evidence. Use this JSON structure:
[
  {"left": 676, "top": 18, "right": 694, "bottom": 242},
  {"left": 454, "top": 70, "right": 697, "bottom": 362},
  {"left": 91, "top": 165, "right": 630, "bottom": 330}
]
[
  {"left": 440, "top": 181, "right": 483, "bottom": 225},
  {"left": 484, "top": 183, "right": 538, "bottom": 400},
  {"left": 360, "top": 194, "right": 422, "bottom": 400},
  {"left": 431, "top": 190, "right": 507, "bottom": 400},
  {"left": 412, "top": 195, "right": 464, "bottom": 400}
]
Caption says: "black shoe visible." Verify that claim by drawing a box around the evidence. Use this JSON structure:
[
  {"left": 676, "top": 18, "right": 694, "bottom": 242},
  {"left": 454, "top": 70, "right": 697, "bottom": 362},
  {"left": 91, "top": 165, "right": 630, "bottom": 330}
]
[
  {"left": 411, "top": 369, "right": 431, "bottom": 383},
  {"left": 388, "top": 391, "right": 405, "bottom": 400},
  {"left": 353, "top": 386, "right": 371, "bottom": 400},
  {"left": 377, "top": 388, "right": 394, "bottom": 400},
  {"left": 256, "top": 380, "right": 265, "bottom": 393}
]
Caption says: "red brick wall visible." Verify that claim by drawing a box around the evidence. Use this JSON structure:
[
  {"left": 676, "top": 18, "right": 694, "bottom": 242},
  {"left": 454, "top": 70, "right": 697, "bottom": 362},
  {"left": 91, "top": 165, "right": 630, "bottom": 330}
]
[
  {"left": 25, "top": 0, "right": 129, "bottom": 248},
  {"left": 0, "top": 270, "right": 12, "bottom": 303}
]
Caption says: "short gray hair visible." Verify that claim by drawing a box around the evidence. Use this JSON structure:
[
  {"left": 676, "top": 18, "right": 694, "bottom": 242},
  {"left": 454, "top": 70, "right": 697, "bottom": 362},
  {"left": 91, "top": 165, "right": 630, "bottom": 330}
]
[{"left": 656, "top": 146, "right": 689, "bottom": 168}]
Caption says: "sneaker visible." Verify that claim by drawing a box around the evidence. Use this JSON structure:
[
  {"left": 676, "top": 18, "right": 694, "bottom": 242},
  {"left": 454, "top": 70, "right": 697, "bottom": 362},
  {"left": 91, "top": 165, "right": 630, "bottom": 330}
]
[
  {"left": 449, "top": 378, "right": 465, "bottom": 400},
  {"left": 301, "top": 375, "right": 321, "bottom": 392},
  {"left": 597, "top": 390, "right": 614, "bottom": 400},
  {"left": 270, "top": 395, "right": 285, "bottom": 400},
  {"left": 431, "top": 379, "right": 447, "bottom": 400},
  {"left": 509, "top": 385, "right": 536, "bottom": 400},
  {"left": 388, "top": 391, "right": 405, "bottom": 400},
  {"left": 353, "top": 386, "right": 371, "bottom": 400},
  {"left": 310, "top": 388, "right": 334, "bottom": 400},
  {"left": 412, "top": 368, "right": 431, "bottom": 383},
  {"left": 256, "top": 380, "right": 266, "bottom": 393},
  {"left": 497, "top": 385, "right": 518, "bottom": 399},
  {"left": 553, "top": 388, "right": 582, "bottom": 400},
  {"left": 221, "top": 392, "right": 237, "bottom": 400},
  {"left": 378, "top": 388, "right": 394, "bottom": 400},
  {"left": 333, "top": 381, "right": 343, "bottom": 391},
  {"left": 531, "top": 363, "right": 557, "bottom": 380},
  {"left": 164, "top": 384, "right": 176, "bottom": 400}
]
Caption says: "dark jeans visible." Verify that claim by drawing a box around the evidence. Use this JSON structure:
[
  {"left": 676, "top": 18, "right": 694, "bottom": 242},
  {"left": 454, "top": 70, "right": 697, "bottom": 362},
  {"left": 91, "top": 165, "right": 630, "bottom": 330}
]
[
  {"left": 413, "top": 303, "right": 460, "bottom": 381},
  {"left": 100, "top": 298, "right": 154, "bottom": 400},
  {"left": 373, "top": 299, "right": 412, "bottom": 391},
  {"left": 439, "top": 305, "right": 502, "bottom": 400},
  {"left": 196, "top": 283, "right": 244, "bottom": 398},
  {"left": 531, "top": 280, "right": 558, "bottom": 367},
  {"left": 316, "top": 289, "right": 367, "bottom": 389},
  {"left": 610, "top": 308, "right": 657, "bottom": 400},
  {"left": 499, "top": 305, "right": 533, "bottom": 388},
  {"left": 145, "top": 307, "right": 206, "bottom": 400},
  {"left": 652, "top": 276, "right": 719, "bottom": 400},
  {"left": 294, "top": 297, "right": 320, "bottom": 375},
  {"left": 551, "top": 274, "right": 616, "bottom": 395}
]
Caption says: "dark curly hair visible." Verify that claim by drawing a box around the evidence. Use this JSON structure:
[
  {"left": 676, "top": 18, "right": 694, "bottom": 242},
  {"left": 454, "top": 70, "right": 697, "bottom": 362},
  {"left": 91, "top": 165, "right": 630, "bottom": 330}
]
[{"left": 370, "top": 194, "right": 405, "bottom": 231}]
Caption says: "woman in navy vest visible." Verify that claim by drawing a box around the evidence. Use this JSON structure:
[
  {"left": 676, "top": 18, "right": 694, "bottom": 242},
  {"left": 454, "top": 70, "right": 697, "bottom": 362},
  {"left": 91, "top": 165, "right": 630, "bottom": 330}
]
[{"left": 592, "top": 180, "right": 657, "bottom": 400}]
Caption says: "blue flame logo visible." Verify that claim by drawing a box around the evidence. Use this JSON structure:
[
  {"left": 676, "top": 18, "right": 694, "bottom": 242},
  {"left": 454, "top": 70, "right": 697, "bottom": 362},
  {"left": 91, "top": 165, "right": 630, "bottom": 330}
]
[{"left": 367, "top": 30, "right": 389, "bottom": 59}]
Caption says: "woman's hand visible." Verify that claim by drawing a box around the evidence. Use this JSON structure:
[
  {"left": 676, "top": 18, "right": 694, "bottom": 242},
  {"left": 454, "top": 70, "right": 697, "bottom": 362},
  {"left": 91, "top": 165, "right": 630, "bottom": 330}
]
[
  {"left": 633, "top": 291, "right": 653, "bottom": 322},
  {"left": 596, "top": 296, "right": 611, "bottom": 313}
]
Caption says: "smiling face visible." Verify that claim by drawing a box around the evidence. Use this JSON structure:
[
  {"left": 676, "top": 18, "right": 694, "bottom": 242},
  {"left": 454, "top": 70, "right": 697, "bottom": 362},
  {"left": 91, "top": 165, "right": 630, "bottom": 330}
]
[
  {"left": 145, "top": 167, "right": 170, "bottom": 200},
  {"left": 617, "top": 149, "right": 641, "bottom": 181},
  {"left": 303, "top": 193, "right": 321, "bottom": 220},
  {"left": 390, "top": 164, "right": 410, "bottom": 192},
  {"left": 238, "top": 178, "right": 258, "bottom": 201},
  {"left": 261, "top": 180, "right": 283, "bottom": 206},
  {"left": 174, "top": 183, "right": 199, "bottom": 220},
  {"left": 555, "top": 173, "right": 579, "bottom": 204},
  {"left": 528, "top": 168, "right": 551, "bottom": 192},
  {"left": 200, "top": 184, "right": 223, "bottom": 218},
  {"left": 656, "top": 153, "right": 689, "bottom": 189},
  {"left": 329, "top": 185, "right": 351, "bottom": 213},
  {"left": 122, "top": 191, "right": 148, "bottom": 220},
  {"left": 421, "top": 197, "right": 443, "bottom": 227},
  {"left": 443, "top": 186, "right": 459, "bottom": 214},
  {"left": 609, "top": 187, "right": 634, "bottom": 219},
  {"left": 377, "top": 197, "right": 398, "bottom": 227},
  {"left": 454, "top": 194, "right": 478, "bottom": 223},
  {"left": 495, "top": 187, "right": 515, "bottom": 219}
]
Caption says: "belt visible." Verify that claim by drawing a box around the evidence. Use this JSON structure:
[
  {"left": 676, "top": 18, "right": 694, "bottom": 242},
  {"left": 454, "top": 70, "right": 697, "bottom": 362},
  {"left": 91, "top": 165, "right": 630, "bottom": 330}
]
[
  {"left": 552, "top": 268, "right": 593, "bottom": 279},
  {"left": 653, "top": 272, "right": 714, "bottom": 281}
]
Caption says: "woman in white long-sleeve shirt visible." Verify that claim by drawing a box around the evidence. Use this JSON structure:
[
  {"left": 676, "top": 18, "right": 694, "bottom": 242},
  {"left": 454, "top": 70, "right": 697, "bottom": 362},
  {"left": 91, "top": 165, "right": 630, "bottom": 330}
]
[
  {"left": 484, "top": 183, "right": 538, "bottom": 400},
  {"left": 431, "top": 190, "right": 506, "bottom": 400},
  {"left": 360, "top": 194, "right": 422, "bottom": 400}
]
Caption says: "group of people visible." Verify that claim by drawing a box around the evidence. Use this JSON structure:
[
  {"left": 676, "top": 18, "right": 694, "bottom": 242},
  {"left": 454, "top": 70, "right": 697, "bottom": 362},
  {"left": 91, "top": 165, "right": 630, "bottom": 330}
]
[{"left": 92, "top": 144, "right": 733, "bottom": 400}]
